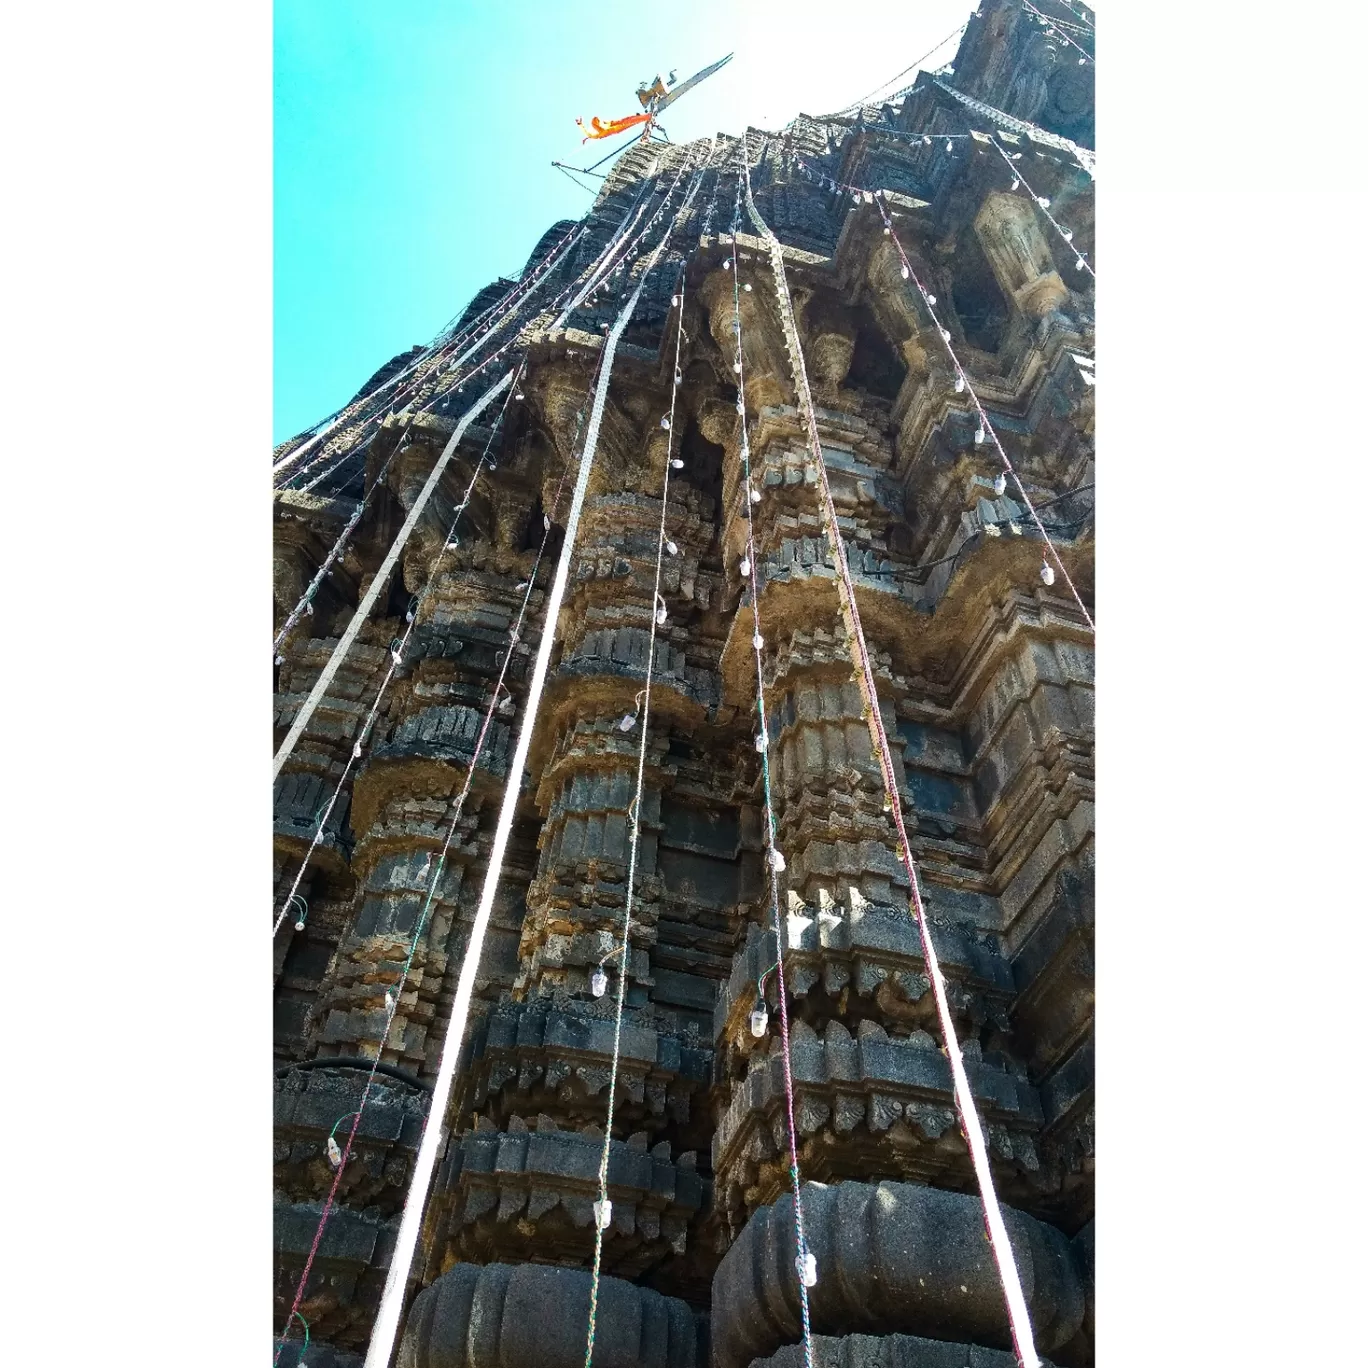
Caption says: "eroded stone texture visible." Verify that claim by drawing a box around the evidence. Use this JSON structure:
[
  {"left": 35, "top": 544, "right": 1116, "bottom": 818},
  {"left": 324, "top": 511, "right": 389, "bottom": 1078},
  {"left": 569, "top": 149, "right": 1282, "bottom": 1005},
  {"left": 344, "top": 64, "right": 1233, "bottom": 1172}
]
[
  {"left": 710, "top": 1180, "right": 1083, "bottom": 1368},
  {"left": 273, "top": 2, "right": 1094, "bottom": 1359},
  {"left": 397, "top": 1262, "right": 704, "bottom": 1368}
]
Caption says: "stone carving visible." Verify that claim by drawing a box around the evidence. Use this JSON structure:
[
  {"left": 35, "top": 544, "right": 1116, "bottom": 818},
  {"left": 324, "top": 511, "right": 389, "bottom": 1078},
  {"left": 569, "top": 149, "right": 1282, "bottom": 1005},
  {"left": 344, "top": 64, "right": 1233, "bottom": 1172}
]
[
  {"left": 710, "top": 1179, "right": 1084, "bottom": 1368},
  {"left": 272, "top": 6, "right": 1094, "bottom": 1361}
]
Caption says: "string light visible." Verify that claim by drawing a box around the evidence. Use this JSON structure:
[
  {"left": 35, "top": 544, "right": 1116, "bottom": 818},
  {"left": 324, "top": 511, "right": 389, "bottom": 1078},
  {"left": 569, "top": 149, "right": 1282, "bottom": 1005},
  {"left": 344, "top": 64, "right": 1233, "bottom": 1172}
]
[
  {"left": 750, "top": 999, "right": 769, "bottom": 1037},
  {"left": 739, "top": 555, "right": 751, "bottom": 576},
  {"left": 579, "top": 157, "right": 714, "bottom": 1368},
  {"left": 743, "top": 136, "right": 1047, "bottom": 1368},
  {"left": 870, "top": 190, "right": 1094, "bottom": 629},
  {"left": 590, "top": 964, "right": 609, "bottom": 997},
  {"left": 1040, "top": 560, "right": 1056, "bottom": 586},
  {"left": 993, "top": 473, "right": 1007, "bottom": 496}
]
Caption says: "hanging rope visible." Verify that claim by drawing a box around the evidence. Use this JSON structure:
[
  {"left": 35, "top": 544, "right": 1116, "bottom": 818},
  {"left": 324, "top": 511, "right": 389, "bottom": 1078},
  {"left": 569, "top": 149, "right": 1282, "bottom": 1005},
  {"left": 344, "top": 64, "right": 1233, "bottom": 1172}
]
[
  {"left": 272, "top": 373, "right": 522, "bottom": 936},
  {"left": 272, "top": 369, "right": 599, "bottom": 1365},
  {"left": 274, "top": 153, "right": 699, "bottom": 780},
  {"left": 871, "top": 192, "right": 1094, "bottom": 630},
  {"left": 273, "top": 369, "right": 514, "bottom": 781},
  {"left": 833, "top": 21, "right": 970, "bottom": 113},
  {"left": 361, "top": 146, "right": 712, "bottom": 1368},
  {"left": 725, "top": 159, "right": 818, "bottom": 1368},
  {"left": 582, "top": 211, "right": 692, "bottom": 1368},
  {"left": 740, "top": 136, "right": 1045, "bottom": 1368},
  {"left": 273, "top": 223, "right": 587, "bottom": 484}
]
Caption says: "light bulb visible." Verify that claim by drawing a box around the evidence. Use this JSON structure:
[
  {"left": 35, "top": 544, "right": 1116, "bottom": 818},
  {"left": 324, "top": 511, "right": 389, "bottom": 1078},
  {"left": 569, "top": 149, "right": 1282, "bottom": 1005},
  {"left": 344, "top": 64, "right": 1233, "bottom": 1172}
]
[
  {"left": 656, "top": 604, "right": 668, "bottom": 626},
  {"left": 544, "top": 514, "right": 551, "bottom": 531},
  {"left": 984, "top": 522, "right": 1001, "bottom": 538},
  {"left": 954, "top": 375, "right": 965, "bottom": 393},
  {"left": 926, "top": 293, "right": 937, "bottom": 306},
  {"left": 723, "top": 259, "right": 732, "bottom": 271},
  {"left": 275, "top": 655, "right": 284, "bottom": 666},
  {"left": 744, "top": 282, "right": 753, "bottom": 292},
  {"left": 753, "top": 633, "right": 764, "bottom": 650},
  {"left": 883, "top": 227, "right": 890, "bottom": 236},
  {"left": 797, "top": 1252, "right": 818, "bottom": 1287},
  {"left": 1078, "top": 56, "right": 1086, "bottom": 65},
  {"left": 736, "top": 399, "right": 745, "bottom": 415},
  {"left": 390, "top": 648, "right": 403, "bottom": 665},
  {"left": 515, "top": 579, "right": 530, "bottom": 592},
  {"left": 900, "top": 265, "right": 910, "bottom": 280},
  {"left": 665, "top": 540, "right": 678, "bottom": 556},
  {"left": 674, "top": 368, "right": 683, "bottom": 385},
  {"left": 755, "top": 733, "right": 768, "bottom": 753},
  {"left": 660, "top": 416, "right": 671, "bottom": 430},
  {"left": 515, "top": 392, "right": 525, "bottom": 401},
  {"left": 1011, "top": 177, "right": 1021, "bottom": 190},
  {"left": 1037, "top": 196, "right": 1051, "bottom": 208},
  {"left": 1062, "top": 229, "right": 1074, "bottom": 242},
  {"left": 945, "top": 139, "right": 953, "bottom": 152},
  {"left": 749, "top": 486, "right": 762, "bottom": 504},
  {"left": 590, "top": 965, "right": 608, "bottom": 997},
  {"left": 734, "top": 360, "right": 742, "bottom": 374},
  {"left": 1040, "top": 560, "right": 1056, "bottom": 586},
  {"left": 974, "top": 428, "right": 985, "bottom": 445},
  {"left": 497, "top": 695, "right": 514, "bottom": 714},
  {"left": 768, "top": 848, "right": 786, "bottom": 872},
  {"left": 740, "top": 556, "right": 751, "bottom": 576},
  {"left": 352, "top": 741, "right": 362, "bottom": 758},
  {"left": 385, "top": 990, "right": 395, "bottom": 1010},
  {"left": 670, "top": 458, "right": 684, "bottom": 470},
  {"left": 1075, "top": 255, "right": 1088, "bottom": 270},
  {"left": 922, "top": 135, "right": 931, "bottom": 145},
  {"left": 304, "top": 601, "right": 314, "bottom": 616},
  {"left": 1008, "top": 521, "right": 1022, "bottom": 536},
  {"left": 618, "top": 713, "right": 637, "bottom": 732},
  {"left": 593, "top": 1197, "right": 613, "bottom": 1229},
  {"left": 940, "top": 327, "right": 952, "bottom": 342},
  {"left": 295, "top": 919, "right": 306, "bottom": 932},
  {"left": 671, "top": 293, "right": 680, "bottom": 306},
  {"left": 993, "top": 472, "right": 1007, "bottom": 496},
  {"left": 326, "top": 1136, "right": 343, "bottom": 1169},
  {"left": 749, "top": 1003, "right": 769, "bottom": 1037}
]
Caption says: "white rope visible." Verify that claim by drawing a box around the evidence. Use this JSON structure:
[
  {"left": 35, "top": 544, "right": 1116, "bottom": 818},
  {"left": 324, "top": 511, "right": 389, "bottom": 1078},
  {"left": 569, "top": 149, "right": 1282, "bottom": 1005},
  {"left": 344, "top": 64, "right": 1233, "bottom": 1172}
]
[
  {"left": 274, "top": 158, "right": 694, "bottom": 782},
  {"left": 581, "top": 170, "right": 700, "bottom": 1365},
  {"left": 741, "top": 136, "right": 1044, "bottom": 1368},
  {"left": 725, "top": 156, "right": 818, "bottom": 1368},
  {"left": 361, "top": 147, "right": 712, "bottom": 1368},
  {"left": 272, "top": 224, "right": 587, "bottom": 483},
  {"left": 272, "top": 379, "right": 520, "bottom": 936}
]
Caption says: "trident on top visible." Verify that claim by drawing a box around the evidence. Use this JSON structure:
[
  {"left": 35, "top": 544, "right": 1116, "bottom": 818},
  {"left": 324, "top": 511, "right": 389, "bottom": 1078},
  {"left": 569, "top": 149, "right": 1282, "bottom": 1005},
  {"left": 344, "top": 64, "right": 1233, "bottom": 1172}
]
[{"left": 577, "top": 52, "right": 733, "bottom": 143}]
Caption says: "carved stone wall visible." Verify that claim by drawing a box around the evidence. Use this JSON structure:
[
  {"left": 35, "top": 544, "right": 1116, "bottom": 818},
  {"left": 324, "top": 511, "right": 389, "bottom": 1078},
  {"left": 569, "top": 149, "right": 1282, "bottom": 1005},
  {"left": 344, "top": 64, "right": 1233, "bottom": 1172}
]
[{"left": 274, "top": 3, "right": 1094, "bottom": 1362}]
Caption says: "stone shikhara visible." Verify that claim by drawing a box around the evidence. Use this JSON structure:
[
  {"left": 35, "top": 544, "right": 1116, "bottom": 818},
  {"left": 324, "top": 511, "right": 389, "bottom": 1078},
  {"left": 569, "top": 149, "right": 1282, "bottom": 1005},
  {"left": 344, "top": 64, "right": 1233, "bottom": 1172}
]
[{"left": 274, "top": 4, "right": 1094, "bottom": 1364}]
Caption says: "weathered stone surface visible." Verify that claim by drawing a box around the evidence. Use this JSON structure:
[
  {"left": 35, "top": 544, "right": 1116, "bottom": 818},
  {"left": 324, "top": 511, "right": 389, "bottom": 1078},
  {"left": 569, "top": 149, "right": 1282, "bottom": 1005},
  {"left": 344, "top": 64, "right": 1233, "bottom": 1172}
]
[
  {"left": 273, "top": 6, "right": 1093, "bottom": 1359},
  {"left": 427, "top": 1119, "right": 704, "bottom": 1276},
  {"left": 397, "top": 1262, "right": 704, "bottom": 1368},
  {"left": 749, "top": 1333, "right": 1056, "bottom": 1368},
  {"left": 710, "top": 1180, "right": 1083, "bottom": 1368}
]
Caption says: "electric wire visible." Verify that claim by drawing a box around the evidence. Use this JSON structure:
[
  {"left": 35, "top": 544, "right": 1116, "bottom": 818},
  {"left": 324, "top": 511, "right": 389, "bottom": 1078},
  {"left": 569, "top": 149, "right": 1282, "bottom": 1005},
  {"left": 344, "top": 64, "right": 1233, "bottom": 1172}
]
[{"left": 741, "top": 134, "right": 1045, "bottom": 1368}]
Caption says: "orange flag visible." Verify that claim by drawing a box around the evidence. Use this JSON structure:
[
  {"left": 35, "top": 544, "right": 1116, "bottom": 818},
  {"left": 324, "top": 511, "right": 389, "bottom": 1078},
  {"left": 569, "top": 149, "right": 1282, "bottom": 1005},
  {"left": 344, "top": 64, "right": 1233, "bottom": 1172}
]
[{"left": 576, "top": 111, "right": 653, "bottom": 143}]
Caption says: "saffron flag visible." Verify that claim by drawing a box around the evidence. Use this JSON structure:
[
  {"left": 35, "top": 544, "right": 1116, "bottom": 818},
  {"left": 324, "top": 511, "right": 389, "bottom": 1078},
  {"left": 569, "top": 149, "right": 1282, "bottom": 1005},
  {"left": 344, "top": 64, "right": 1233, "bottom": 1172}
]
[{"left": 576, "top": 112, "right": 653, "bottom": 142}]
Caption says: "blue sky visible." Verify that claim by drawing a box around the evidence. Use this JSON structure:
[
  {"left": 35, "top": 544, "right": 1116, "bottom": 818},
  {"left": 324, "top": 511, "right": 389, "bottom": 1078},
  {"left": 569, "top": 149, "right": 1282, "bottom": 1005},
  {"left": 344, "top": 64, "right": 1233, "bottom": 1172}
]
[{"left": 274, "top": 0, "right": 979, "bottom": 442}]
